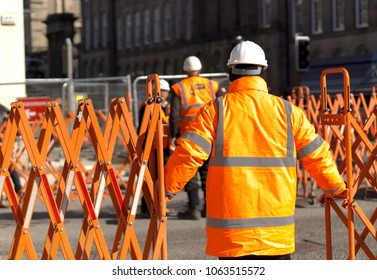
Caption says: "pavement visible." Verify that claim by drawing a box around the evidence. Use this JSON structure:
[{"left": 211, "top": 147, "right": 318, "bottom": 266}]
[{"left": 1, "top": 186, "right": 376, "bottom": 260}]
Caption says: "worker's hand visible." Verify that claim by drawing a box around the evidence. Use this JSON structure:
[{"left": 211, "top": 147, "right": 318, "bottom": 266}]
[
  {"left": 333, "top": 189, "right": 348, "bottom": 199},
  {"left": 169, "top": 138, "right": 177, "bottom": 152}
]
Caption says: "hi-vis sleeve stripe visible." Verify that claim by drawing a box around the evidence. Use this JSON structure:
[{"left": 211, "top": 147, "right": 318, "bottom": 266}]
[
  {"left": 165, "top": 190, "right": 178, "bottom": 199},
  {"left": 181, "top": 131, "right": 212, "bottom": 155},
  {"left": 296, "top": 135, "right": 325, "bottom": 159},
  {"left": 207, "top": 215, "right": 295, "bottom": 229},
  {"left": 210, "top": 97, "right": 297, "bottom": 168},
  {"left": 322, "top": 183, "right": 343, "bottom": 195}
]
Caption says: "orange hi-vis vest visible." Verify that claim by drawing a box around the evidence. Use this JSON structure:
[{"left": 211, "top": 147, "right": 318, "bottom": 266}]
[
  {"left": 164, "top": 76, "right": 346, "bottom": 257},
  {"left": 171, "top": 76, "right": 218, "bottom": 135}
]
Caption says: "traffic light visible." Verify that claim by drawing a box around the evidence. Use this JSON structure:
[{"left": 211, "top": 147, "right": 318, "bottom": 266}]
[{"left": 295, "top": 36, "right": 310, "bottom": 71}]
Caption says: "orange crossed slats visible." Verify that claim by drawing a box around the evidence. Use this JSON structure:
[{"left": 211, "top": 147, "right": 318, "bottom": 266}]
[
  {"left": 0, "top": 74, "right": 167, "bottom": 260},
  {"left": 40, "top": 100, "right": 111, "bottom": 260},
  {"left": 319, "top": 67, "right": 377, "bottom": 260},
  {"left": 1, "top": 102, "right": 75, "bottom": 259}
]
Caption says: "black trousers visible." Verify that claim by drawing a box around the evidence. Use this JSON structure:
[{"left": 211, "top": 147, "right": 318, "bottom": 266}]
[
  {"left": 184, "top": 159, "right": 209, "bottom": 208},
  {"left": 11, "top": 169, "right": 22, "bottom": 194},
  {"left": 219, "top": 254, "right": 291, "bottom": 260}
]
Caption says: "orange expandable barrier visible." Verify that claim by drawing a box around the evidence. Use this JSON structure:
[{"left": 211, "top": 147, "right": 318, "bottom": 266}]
[{"left": 0, "top": 74, "right": 167, "bottom": 259}]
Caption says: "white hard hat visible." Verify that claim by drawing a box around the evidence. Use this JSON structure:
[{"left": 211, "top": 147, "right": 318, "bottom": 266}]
[
  {"left": 227, "top": 41, "right": 268, "bottom": 68},
  {"left": 183, "top": 56, "right": 202, "bottom": 71},
  {"left": 159, "top": 79, "right": 170, "bottom": 91}
]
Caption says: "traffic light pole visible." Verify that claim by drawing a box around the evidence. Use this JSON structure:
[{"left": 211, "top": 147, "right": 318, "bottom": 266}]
[
  {"left": 295, "top": 35, "right": 310, "bottom": 72},
  {"left": 65, "top": 38, "right": 76, "bottom": 115}
]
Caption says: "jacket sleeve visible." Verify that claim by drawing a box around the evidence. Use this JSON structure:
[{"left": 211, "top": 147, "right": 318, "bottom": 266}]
[
  {"left": 292, "top": 106, "right": 346, "bottom": 197},
  {"left": 164, "top": 101, "right": 217, "bottom": 199}
]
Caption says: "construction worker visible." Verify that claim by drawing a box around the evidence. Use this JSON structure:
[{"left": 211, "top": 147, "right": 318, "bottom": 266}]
[
  {"left": 164, "top": 41, "right": 346, "bottom": 259},
  {"left": 170, "top": 56, "right": 219, "bottom": 220}
]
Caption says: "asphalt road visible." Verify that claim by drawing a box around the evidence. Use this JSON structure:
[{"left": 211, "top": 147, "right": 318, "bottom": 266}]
[{"left": 1, "top": 189, "right": 376, "bottom": 260}]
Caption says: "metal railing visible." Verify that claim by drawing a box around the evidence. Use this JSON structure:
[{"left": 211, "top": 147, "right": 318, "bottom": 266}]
[
  {"left": 132, "top": 72, "right": 229, "bottom": 128},
  {"left": 0, "top": 75, "right": 132, "bottom": 117}
]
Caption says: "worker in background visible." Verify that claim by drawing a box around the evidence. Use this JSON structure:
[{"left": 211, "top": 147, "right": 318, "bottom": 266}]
[
  {"left": 139, "top": 79, "right": 174, "bottom": 217},
  {"left": 169, "top": 56, "right": 219, "bottom": 220},
  {"left": 164, "top": 41, "right": 346, "bottom": 259}
]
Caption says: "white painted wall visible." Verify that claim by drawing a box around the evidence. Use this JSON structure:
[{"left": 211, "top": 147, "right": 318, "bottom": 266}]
[{"left": 0, "top": 0, "right": 26, "bottom": 109}]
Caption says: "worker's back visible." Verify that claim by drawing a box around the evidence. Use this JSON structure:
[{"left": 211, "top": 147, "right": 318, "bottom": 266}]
[
  {"left": 171, "top": 76, "right": 218, "bottom": 135},
  {"left": 205, "top": 75, "right": 297, "bottom": 257}
]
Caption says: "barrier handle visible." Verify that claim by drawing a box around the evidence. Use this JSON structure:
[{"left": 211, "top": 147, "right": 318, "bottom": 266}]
[
  {"left": 320, "top": 67, "right": 350, "bottom": 115},
  {"left": 146, "top": 74, "right": 161, "bottom": 103}
]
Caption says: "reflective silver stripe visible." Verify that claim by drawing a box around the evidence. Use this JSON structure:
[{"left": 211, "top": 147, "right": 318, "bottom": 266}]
[
  {"left": 209, "top": 80, "right": 215, "bottom": 99},
  {"left": 211, "top": 97, "right": 296, "bottom": 167},
  {"left": 178, "top": 82, "right": 188, "bottom": 108},
  {"left": 165, "top": 190, "right": 177, "bottom": 199},
  {"left": 181, "top": 132, "right": 212, "bottom": 155},
  {"left": 180, "top": 115, "right": 196, "bottom": 121},
  {"left": 283, "top": 100, "right": 294, "bottom": 158},
  {"left": 207, "top": 215, "right": 295, "bottom": 229},
  {"left": 188, "top": 103, "right": 206, "bottom": 109},
  {"left": 214, "top": 97, "right": 224, "bottom": 156},
  {"left": 323, "top": 183, "right": 343, "bottom": 195},
  {"left": 210, "top": 156, "right": 296, "bottom": 167},
  {"left": 297, "top": 135, "right": 325, "bottom": 159}
]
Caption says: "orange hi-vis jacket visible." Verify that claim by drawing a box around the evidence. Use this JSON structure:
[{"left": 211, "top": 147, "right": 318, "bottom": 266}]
[
  {"left": 164, "top": 76, "right": 346, "bottom": 257},
  {"left": 171, "top": 76, "right": 218, "bottom": 135}
]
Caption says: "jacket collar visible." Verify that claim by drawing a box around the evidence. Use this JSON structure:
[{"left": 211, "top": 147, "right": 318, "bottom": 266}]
[{"left": 228, "top": 76, "right": 268, "bottom": 94}]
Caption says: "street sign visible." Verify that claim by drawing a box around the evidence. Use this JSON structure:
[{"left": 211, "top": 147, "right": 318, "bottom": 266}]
[{"left": 17, "top": 96, "right": 50, "bottom": 121}]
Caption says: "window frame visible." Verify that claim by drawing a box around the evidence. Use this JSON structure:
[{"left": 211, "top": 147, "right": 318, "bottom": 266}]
[
  {"left": 311, "top": 0, "right": 323, "bottom": 35},
  {"left": 355, "top": 0, "right": 369, "bottom": 28},
  {"left": 332, "top": 0, "right": 345, "bottom": 31}
]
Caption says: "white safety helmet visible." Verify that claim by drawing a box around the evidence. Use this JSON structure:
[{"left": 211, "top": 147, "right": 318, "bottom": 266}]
[
  {"left": 159, "top": 79, "right": 170, "bottom": 91},
  {"left": 183, "top": 56, "right": 202, "bottom": 72},
  {"left": 227, "top": 41, "right": 268, "bottom": 70}
]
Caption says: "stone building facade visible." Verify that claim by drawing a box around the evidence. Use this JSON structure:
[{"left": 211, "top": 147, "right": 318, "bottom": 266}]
[
  {"left": 78, "top": 0, "right": 377, "bottom": 94},
  {"left": 24, "top": 0, "right": 81, "bottom": 77}
]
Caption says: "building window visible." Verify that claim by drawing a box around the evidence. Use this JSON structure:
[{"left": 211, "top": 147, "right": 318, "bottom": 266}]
[
  {"left": 163, "top": 3, "right": 171, "bottom": 41},
  {"left": 144, "top": 9, "right": 150, "bottom": 45},
  {"left": 355, "top": 0, "right": 368, "bottom": 28},
  {"left": 175, "top": 0, "right": 182, "bottom": 39},
  {"left": 135, "top": 12, "right": 141, "bottom": 47},
  {"left": 125, "top": 14, "right": 132, "bottom": 48},
  {"left": 311, "top": 0, "right": 323, "bottom": 34},
  {"left": 261, "top": 0, "right": 271, "bottom": 28},
  {"left": 101, "top": 13, "right": 108, "bottom": 48},
  {"left": 291, "top": 0, "right": 303, "bottom": 36},
  {"left": 332, "top": 0, "right": 344, "bottom": 31},
  {"left": 153, "top": 7, "right": 161, "bottom": 43},
  {"left": 93, "top": 16, "right": 99, "bottom": 49},
  {"left": 85, "top": 18, "right": 91, "bottom": 50},
  {"left": 116, "top": 17, "right": 123, "bottom": 50},
  {"left": 185, "top": 0, "right": 193, "bottom": 40}
]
